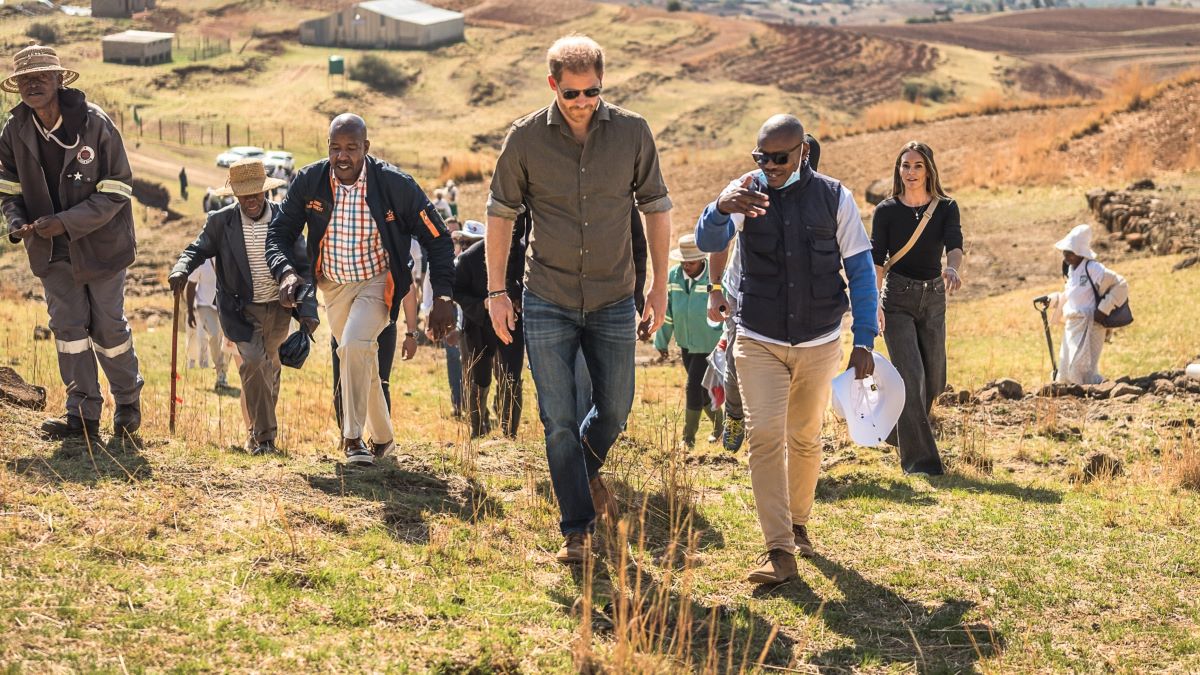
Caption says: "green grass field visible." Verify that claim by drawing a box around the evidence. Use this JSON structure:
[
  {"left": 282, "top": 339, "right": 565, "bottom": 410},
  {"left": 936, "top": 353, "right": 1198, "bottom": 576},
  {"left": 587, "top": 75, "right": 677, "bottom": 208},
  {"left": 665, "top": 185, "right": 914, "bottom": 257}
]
[{"left": 2, "top": 178, "right": 1199, "bottom": 670}]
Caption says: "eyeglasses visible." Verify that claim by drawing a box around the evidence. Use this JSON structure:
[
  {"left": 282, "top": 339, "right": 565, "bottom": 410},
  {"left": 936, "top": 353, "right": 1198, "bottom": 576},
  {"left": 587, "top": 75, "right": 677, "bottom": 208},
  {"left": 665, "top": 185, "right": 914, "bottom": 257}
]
[
  {"left": 751, "top": 142, "right": 805, "bottom": 167},
  {"left": 561, "top": 86, "right": 602, "bottom": 100}
]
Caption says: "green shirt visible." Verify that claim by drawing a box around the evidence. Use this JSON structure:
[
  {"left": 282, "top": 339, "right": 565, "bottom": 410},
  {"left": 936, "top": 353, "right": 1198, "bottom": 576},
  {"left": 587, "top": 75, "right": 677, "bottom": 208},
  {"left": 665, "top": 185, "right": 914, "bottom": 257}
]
[
  {"left": 486, "top": 99, "right": 672, "bottom": 311},
  {"left": 654, "top": 263, "right": 721, "bottom": 354}
]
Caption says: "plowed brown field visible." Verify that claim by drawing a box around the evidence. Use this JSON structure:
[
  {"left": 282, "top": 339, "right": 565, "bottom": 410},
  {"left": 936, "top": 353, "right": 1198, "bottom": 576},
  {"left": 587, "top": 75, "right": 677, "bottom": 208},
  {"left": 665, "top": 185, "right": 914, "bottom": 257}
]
[
  {"left": 698, "top": 25, "right": 939, "bottom": 108},
  {"left": 854, "top": 7, "right": 1200, "bottom": 55}
]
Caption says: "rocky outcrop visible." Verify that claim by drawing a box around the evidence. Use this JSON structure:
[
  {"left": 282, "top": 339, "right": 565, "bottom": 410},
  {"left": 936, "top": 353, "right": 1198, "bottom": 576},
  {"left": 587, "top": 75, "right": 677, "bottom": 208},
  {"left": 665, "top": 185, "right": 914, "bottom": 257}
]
[
  {"left": 0, "top": 367, "right": 46, "bottom": 410},
  {"left": 1086, "top": 182, "right": 1199, "bottom": 256}
]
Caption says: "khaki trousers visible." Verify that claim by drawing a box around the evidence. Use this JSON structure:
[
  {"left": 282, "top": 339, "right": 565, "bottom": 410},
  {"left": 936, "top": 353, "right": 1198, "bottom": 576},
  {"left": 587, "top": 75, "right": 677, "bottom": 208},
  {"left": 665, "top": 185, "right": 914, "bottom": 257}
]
[
  {"left": 734, "top": 335, "right": 842, "bottom": 552},
  {"left": 320, "top": 272, "right": 392, "bottom": 443},
  {"left": 235, "top": 302, "right": 292, "bottom": 443}
]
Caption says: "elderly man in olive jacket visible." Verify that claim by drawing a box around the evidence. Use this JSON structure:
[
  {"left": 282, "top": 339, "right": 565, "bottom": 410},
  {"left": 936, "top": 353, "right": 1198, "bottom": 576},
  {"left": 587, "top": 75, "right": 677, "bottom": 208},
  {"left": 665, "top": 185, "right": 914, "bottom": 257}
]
[{"left": 1, "top": 45, "right": 143, "bottom": 440}]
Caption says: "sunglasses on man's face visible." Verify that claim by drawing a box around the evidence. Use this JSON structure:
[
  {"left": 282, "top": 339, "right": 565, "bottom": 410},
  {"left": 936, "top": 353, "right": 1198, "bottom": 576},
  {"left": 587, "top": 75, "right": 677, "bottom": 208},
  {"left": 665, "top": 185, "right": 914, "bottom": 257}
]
[
  {"left": 751, "top": 141, "right": 805, "bottom": 167},
  {"left": 560, "top": 86, "right": 602, "bottom": 100}
]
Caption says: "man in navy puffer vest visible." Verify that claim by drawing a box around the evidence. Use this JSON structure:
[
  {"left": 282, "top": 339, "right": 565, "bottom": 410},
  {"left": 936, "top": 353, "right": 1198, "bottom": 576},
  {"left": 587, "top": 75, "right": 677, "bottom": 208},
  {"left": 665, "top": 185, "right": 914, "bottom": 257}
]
[{"left": 695, "top": 114, "right": 878, "bottom": 585}]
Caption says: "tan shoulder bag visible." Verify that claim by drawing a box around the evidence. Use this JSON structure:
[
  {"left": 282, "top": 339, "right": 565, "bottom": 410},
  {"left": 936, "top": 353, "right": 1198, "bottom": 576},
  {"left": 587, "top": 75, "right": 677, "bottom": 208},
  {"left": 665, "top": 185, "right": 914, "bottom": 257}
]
[{"left": 882, "top": 198, "right": 940, "bottom": 274}]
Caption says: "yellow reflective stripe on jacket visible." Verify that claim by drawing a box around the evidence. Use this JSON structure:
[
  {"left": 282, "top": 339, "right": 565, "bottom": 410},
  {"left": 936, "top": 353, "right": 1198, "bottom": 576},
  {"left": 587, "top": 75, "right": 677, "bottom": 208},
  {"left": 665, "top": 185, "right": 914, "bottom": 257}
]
[
  {"left": 96, "top": 180, "right": 133, "bottom": 198},
  {"left": 0, "top": 178, "right": 19, "bottom": 195}
]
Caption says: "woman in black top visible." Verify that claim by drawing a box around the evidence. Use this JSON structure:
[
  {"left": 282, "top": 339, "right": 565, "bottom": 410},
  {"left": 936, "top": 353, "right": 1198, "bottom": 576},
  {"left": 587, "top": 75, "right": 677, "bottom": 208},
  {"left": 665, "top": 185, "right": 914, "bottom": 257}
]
[{"left": 871, "top": 142, "right": 964, "bottom": 476}]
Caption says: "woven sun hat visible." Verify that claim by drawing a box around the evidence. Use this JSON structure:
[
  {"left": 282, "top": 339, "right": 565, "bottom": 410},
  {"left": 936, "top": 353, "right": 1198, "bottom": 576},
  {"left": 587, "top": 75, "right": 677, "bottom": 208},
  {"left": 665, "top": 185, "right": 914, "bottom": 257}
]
[
  {"left": 452, "top": 219, "right": 486, "bottom": 241},
  {"left": 669, "top": 234, "right": 706, "bottom": 262},
  {"left": 2, "top": 45, "right": 80, "bottom": 94},
  {"left": 215, "top": 158, "right": 287, "bottom": 197},
  {"left": 1054, "top": 223, "right": 1098, "bottom": 260},
  {"left": 831, "top": 352, "right": 906, "bottom": 447}
]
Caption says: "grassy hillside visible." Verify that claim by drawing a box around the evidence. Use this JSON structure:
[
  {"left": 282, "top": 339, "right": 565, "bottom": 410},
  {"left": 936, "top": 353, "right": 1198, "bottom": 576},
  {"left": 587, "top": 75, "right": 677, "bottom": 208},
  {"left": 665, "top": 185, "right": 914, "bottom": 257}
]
[
  {"left": 2, "top": 178, "right": 1199, "bottom": 670},
  {"left": 3, "top": 2, "right": 1200, "bottom": 670}
]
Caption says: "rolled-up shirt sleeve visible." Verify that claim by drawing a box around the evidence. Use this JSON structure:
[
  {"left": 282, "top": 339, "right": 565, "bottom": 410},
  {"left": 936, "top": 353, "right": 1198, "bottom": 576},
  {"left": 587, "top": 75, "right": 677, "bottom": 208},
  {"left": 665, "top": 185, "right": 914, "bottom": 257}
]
[
  {"left": 485, "top": 123, "right": 526, "bottom": 221},
  {"left": 632, "top": 120, "right": 672, "bottom": 214}
]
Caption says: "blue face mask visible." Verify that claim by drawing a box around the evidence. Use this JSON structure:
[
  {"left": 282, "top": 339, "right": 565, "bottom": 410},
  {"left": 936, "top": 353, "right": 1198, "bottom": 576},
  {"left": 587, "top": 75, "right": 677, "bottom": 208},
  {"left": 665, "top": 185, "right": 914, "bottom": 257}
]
[{"left": 757, "top": 169, "right": 801, "bottom": 190}]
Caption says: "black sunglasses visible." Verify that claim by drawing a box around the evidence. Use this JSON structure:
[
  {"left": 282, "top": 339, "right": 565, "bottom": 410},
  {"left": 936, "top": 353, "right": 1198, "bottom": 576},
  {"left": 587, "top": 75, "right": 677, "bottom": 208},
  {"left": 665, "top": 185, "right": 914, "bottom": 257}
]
[
  {"left": 751, "top": 141, "right": 805, "bottom": 167},
  {"left": 561, "top": 86, "right": 602, "bottom": 100}
]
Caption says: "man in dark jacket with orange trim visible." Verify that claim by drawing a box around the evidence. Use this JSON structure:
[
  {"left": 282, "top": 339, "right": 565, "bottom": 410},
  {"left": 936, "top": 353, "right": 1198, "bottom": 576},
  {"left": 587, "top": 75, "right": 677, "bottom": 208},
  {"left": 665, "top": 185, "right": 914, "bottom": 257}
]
[
  {"left": 1, "top": 45, "right": 143, "bottom": 440},
  {"left": 265, "top": 113, "right": 456, "bottom": 465}
]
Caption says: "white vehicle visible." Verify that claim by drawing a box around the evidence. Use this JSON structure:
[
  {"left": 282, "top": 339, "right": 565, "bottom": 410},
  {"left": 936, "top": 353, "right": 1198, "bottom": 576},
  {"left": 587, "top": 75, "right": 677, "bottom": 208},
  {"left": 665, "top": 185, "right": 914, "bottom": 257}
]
[
  {"left": 264, "top": 150, "right": 295, "bottom": 173},
  {"left": 215, "top": 146, "right": 265, "bottom": 168}
]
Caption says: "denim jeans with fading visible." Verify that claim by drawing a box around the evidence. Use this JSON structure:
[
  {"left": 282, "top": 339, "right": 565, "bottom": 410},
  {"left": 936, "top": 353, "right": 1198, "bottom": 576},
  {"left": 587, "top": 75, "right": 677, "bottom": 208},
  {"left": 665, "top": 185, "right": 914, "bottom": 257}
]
[
  {"left": 523, "top": 291, "right": 636, "bottom": 534},
  {"left": 882, "top": 272, "right": 947, "bottom": 475}
]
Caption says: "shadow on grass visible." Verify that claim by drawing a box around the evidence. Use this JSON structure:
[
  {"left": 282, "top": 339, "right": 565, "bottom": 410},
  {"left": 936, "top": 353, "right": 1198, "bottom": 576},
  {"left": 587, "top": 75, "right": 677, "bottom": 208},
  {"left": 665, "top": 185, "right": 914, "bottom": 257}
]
[
  {"left": 535, "top": 476, "right": 727, "bottom": 564},
  {"left": 550, "top": 545, "right": 797, "bottom": 671},
  {"left": 818, "top": 470, "right": 1062, "bottom": 505},
  {"left": 818, "top": 472, "right": 938, "bottom": 506},
  {"left": 5, "top": 432, "right": 152, "bottom": 484},
  {"left": 758, "top": 554, "right": 1003, "bottom": 671},
  {"left": 305, "top": 456, "right": 504, "bottom": 544}
]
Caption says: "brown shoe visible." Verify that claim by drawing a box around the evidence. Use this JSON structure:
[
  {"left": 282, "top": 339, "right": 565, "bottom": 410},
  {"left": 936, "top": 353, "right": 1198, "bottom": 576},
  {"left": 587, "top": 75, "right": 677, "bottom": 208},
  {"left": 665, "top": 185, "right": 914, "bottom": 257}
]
[
  {"left": 793, "top": 524, "right": 814, "bottom": 558},
  {"left": 589, "top": 474, "right": 619, "bottom": 523},
  {"left": 747, "top": 548, "right": 798, "bottom": 584},
  {"left": 556, "top": 532, "right": 589, "bottom": 564}
]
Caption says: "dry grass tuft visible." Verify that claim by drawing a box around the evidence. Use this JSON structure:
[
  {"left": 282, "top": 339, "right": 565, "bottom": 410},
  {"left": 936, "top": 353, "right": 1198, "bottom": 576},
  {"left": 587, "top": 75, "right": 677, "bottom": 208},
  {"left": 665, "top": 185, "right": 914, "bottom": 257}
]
[{"left": 1165, "top": 433, "right": 1200, "bottom": 492}]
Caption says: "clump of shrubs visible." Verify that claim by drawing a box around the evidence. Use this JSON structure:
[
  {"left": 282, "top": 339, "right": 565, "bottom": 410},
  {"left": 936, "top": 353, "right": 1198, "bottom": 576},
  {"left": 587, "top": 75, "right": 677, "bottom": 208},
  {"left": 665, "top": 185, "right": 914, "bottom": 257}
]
[
  {"left": 26, "top": 23, "right": 59, "bottom": 45},
  {"left": 349, "top": 54, "right": 418, "bottom": 95}
]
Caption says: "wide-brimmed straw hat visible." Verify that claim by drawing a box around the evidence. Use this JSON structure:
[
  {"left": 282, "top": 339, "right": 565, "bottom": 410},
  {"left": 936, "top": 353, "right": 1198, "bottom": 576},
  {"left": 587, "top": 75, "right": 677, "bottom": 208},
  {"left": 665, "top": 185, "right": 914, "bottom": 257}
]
[
  {"left": 669, "top": 234, "right": 706, "bottom": 262},
  {"left": 2, "top": 45, "right": 79, "bottom": 94},
  {"left": 1054, "top": 223, "right": 1097, "bottom": 260},
  {"left": 215, "top": 158, "right": 287, "bottom": 197}
]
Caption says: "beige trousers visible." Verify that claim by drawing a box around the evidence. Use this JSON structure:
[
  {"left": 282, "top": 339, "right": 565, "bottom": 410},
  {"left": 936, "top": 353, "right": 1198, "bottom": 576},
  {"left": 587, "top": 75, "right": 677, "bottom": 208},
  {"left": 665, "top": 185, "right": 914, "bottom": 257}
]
[
  {"left": 734, "top": 335, "right": 842, "bottom": 552},
  {"left": 320, "top": 272, "right": 393, "bottom": 443}
]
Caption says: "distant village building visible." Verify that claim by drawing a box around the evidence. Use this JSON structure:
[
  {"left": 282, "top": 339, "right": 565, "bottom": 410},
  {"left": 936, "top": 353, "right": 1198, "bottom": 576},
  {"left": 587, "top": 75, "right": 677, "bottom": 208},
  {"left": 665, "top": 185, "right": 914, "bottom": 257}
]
[
  {"left": 299, "top": 0, "right": 465, "bottom": 50},
  {"left": 102, "top": 30, "right": 174, "bottom": 66},
  {"left": 91, "top": 0, "right": 156, "bottom": 19}
]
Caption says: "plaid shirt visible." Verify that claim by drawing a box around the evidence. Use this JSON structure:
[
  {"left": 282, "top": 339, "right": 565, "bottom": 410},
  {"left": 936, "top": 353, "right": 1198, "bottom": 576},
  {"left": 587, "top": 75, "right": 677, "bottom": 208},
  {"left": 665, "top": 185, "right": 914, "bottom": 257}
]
[{"left": 323, "top": 166, "right": 388, "bottom": 283}]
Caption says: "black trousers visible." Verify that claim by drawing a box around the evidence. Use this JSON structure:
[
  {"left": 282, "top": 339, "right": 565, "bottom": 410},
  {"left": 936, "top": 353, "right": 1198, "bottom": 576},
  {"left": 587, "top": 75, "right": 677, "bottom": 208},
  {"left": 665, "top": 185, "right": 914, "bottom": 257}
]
[
  {"left": 461, "top": 320, "right": 525, "bottom": 437},
  {"left": 332, "top": 321, "right": 396, "bottom": 430},
  {"left": 680, "top": 349, "right": 712, "bottom": 410},
  {"left": 882, "top": 273, "right": 946, "bottom": 475}
]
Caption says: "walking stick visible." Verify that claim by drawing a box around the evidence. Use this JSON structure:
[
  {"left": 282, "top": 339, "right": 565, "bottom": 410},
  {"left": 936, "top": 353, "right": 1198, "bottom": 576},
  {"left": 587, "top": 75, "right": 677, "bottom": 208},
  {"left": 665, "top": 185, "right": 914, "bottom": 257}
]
[
  {"left": 1033, "top": 296, "right": 1057, "bottom": 380},
  {"left": 170, "top": 290, "right": 180, "bottom": 435}
]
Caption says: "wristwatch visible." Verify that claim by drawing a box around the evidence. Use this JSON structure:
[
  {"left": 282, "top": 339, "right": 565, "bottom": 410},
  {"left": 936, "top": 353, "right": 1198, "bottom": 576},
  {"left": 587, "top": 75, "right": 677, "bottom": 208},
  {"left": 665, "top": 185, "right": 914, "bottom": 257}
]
[
  {"left": 435, "top": 295, "right": 452, "bottom": 303},
  {"left": 706, "top": 283, "right": 724, "bottom": 293},
  {"left": 853, "top": 344, "right": 873, "bottom": 352},
  {"left": 404, "top": 331, "right": 419, "bottom": 339}
]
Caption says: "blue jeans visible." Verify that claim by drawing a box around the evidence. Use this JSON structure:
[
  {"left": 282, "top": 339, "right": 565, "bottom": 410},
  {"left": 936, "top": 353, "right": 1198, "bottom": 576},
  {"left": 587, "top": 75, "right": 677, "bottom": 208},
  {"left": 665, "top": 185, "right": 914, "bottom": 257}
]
[{"left": 524, "top": 291, "right": 636, "bottom": 534}]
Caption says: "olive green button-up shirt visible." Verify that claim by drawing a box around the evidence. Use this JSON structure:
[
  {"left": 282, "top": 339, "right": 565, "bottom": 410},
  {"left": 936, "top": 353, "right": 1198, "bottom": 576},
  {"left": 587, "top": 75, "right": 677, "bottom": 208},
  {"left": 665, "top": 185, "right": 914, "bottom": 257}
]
[{"left": 486, "top": 99, "right": 672, "bottom": 311}]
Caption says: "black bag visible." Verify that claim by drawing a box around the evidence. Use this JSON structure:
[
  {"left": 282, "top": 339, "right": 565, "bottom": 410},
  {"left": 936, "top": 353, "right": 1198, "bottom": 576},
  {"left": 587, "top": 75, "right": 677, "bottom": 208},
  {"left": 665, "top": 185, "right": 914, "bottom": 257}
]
[
  {"left": 279, "top": 329, "right": 313, "bottom": 369},
  {"left": 1086, "top": 261, "right": 1133, "bottom": 329}
]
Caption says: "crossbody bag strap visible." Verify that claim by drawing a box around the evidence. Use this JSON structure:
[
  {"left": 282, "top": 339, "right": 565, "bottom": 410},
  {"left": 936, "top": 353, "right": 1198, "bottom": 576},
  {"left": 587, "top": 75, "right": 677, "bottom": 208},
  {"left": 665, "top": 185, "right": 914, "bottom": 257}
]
[{"left": 883, "top": 198, "right": 940, "bottom": 274}]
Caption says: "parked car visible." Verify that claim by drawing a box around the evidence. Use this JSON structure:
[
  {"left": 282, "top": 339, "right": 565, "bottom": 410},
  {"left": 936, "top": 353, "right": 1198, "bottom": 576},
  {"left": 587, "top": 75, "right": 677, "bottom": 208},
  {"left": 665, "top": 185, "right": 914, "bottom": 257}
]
[
  {"left": 215, "top": 146, "right": 265, "bottom": 168},
  {"left": 263, "top": 150, "right": 295, "bottom": 173}
]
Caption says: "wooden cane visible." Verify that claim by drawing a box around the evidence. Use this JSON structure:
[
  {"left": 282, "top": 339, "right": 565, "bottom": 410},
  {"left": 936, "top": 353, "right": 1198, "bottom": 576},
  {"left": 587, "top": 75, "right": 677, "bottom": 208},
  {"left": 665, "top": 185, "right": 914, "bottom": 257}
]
[{"left": 170, "top": 290, "right": 180, "bottom": 435}]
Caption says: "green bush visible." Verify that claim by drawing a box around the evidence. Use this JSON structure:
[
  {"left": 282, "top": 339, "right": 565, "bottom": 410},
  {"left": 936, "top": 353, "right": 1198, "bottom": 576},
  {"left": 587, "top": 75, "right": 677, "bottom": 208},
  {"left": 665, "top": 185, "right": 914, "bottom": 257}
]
[
  {"left": 349, "top": 54, "right": 416, "bottom": 95},
  {"left": 667, "top": 0, "right": 683, "bottom": 10},
  {"left": 26, "top": 23, "right": 59, "bottom": 45}
]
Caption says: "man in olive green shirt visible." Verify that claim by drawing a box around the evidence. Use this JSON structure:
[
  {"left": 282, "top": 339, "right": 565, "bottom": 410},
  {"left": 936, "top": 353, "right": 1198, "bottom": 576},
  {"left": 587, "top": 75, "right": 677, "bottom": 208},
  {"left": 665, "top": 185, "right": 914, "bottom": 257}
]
[{"left": 484, "top": 35, "right": 672, "bottom": 565}]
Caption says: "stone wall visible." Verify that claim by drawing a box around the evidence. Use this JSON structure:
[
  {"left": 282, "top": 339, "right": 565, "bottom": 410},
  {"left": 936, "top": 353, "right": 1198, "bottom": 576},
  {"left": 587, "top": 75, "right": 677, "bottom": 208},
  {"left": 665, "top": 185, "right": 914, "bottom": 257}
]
[{"left": 1086, "top": 180, "right": 1199, "bottom": 255}]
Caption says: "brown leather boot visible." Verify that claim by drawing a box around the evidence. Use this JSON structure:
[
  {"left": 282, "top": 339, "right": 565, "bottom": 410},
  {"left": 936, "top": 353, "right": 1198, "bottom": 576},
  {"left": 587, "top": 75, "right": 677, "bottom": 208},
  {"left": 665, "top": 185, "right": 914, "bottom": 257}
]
[
  {"left": 747, "top": 548, "right": 798, "bottom": 584},
  {"left": 589, "top": 474, "right": 619, "bottom": 523},
  {"left": 793, "top": 524, "right": 815, "bottom": 558},
  {"left": 555, "top": 532, "right": 589, "bottom": 564}
]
